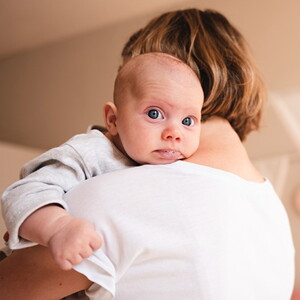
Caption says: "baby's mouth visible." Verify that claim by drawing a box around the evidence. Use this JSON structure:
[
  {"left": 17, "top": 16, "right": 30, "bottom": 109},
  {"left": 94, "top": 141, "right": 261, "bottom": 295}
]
[{"left": 155, "top": 149, "right": 183, "bottom": 160}]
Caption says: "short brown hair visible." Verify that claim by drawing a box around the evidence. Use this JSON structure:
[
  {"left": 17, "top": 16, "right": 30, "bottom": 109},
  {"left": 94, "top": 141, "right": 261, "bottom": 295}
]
[{"left": 122, "top": 9, "right": 265, "bottom": 141}]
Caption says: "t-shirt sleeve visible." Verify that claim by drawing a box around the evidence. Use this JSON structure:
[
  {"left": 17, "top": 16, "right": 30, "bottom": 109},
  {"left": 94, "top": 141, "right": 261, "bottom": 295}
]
[{"left": 73, "top": 249, "right": 116, "bottom": 299}]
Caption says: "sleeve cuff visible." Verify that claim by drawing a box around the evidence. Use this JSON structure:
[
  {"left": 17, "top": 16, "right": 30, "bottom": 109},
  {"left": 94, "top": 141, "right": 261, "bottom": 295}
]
[
  {"left": 73, "top": 249, "right": 116, "bottom": 298},
  {"left": 7, "top": 199, "right": 68, "bottom": 250}
]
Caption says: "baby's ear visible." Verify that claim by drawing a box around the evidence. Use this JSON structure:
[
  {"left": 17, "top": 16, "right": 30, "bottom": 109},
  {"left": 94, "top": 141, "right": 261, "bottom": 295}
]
[{"left": 103, "top": 102, "right": 118, "bottom": 136}]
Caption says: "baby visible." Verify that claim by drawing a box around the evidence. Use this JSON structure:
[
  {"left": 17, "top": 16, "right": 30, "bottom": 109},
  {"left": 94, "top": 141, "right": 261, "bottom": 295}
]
[{"left": 1, "top": 52, "right": 204, "bottom": 270}]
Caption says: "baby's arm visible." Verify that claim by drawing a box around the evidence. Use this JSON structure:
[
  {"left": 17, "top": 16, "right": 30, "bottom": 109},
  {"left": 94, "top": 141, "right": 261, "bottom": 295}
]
[
  {"left": 2, "top": 140, "right": 91, "bottom": 249},
  {"left": 1, "top": 130, "right": 134, "bottom": 269},
  {"left": 1, "top": 132, "right": 105, "bottom": 268},
  {"left": 19, "top": 205, "right": 102, "bottom": 270}
]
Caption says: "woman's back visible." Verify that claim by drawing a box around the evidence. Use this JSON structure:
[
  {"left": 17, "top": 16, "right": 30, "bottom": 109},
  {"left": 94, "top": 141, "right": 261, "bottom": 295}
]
[
  {"left": 69, "top": 156, "right": 294, "bottom": 299},
  {"left": 68, "top": 118, "right": 294, "bottom": 299}
]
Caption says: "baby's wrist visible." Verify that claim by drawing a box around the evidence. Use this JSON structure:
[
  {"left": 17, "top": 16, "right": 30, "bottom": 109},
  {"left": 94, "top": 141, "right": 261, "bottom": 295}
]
[
  {"left": 19, "top": 205, "right": 69, "bottom": 246},
  {"left": 45, "top": 214, "right": 74, "bottom": 243}
]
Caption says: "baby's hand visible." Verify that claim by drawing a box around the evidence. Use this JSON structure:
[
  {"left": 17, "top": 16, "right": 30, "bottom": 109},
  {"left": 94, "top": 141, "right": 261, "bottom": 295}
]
[{"left": 47, "top": 216, "right": 102, "bottom": 270}]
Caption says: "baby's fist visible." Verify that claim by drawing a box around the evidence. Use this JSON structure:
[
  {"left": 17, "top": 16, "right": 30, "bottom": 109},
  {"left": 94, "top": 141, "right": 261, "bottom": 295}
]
[{"left": 47, "top": 216, "right": 102, "bottom": 270}]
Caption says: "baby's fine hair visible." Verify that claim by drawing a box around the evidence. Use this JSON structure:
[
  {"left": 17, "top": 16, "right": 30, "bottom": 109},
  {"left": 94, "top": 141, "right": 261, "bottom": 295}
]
[
  {"left": 114, "top": 52, "right": 200, "bottom": 105},
  {"left": 122, "top": 8, "right": 265, "bottom": 141}
]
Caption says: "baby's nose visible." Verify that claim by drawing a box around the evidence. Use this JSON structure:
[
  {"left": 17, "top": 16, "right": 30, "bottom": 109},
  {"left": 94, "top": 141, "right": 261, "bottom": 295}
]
[{"left": 162, "top": 127, "right": 182, "bottom": 141}]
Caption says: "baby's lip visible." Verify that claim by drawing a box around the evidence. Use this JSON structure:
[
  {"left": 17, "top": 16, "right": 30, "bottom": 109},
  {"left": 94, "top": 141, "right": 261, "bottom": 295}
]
[{"left": 155, "top": 149, "right": 183, "bottom": 160}]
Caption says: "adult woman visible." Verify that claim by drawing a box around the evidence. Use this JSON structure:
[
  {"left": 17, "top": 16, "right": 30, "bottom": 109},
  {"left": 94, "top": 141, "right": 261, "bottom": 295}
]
[{"left": 0, "top": 8, "right": 295, "bottom": 299}]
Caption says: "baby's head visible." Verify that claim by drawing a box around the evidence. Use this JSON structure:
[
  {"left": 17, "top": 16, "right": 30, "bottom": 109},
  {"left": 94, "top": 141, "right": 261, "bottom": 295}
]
[{"left": 104, "top": 52, "right": 204, "bottom": 164}]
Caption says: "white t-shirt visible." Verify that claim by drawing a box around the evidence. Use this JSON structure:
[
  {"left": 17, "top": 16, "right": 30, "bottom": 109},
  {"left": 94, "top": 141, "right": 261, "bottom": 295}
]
[{"left": 67, "top": 161, "right": 294, "bottom": 300}]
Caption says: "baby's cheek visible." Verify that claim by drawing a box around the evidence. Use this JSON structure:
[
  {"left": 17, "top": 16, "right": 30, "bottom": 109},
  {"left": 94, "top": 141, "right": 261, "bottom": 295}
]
[
  {"left": 190, "top": 137, "right": 201, "bottom": 154},
  {"left": 125, "top": 143, "right": 145, "bottom": 162}
]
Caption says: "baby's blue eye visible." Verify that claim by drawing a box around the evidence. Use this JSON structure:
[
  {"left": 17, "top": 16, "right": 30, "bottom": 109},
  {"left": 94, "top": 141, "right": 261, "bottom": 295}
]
[
  {"left": 182, "top": 117, "right": 194, "bottom": 126},
  {"left": 147, "top": 109, "right": 162, "bottom": 119}
]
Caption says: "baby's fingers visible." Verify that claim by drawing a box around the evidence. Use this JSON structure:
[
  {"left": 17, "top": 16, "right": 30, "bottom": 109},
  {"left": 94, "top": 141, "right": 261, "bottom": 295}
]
[
  {"left": 60, "top": 254, "right": 85, "bottom": 270},
  {"left": 56, "top": 258, "right": 74, "bottom": 271},
  {"left": 90, "top": 234, "right": 102, "bottom": 251},
  {"left": 78, "top": 246, "right": 93, "bottom": 260}
]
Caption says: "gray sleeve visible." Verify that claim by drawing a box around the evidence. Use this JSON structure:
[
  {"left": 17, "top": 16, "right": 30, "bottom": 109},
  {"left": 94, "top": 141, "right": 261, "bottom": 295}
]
[
  {"left": 1, "top": 130, "right": 134, "bottom": 250},
  {"left": 1, "top": 133, "right": 101, "bottom": 249}
]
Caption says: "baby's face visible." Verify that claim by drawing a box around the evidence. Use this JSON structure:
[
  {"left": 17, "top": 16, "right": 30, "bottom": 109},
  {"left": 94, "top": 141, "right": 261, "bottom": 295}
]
[{"left": 115, "top": 55, "right": 203, "bottom": 165}]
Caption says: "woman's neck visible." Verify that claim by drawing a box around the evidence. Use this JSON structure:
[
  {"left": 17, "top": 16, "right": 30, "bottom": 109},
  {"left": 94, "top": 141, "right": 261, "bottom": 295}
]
[{"left": 186, "top": 117, "right": 264, "bottom": 182}]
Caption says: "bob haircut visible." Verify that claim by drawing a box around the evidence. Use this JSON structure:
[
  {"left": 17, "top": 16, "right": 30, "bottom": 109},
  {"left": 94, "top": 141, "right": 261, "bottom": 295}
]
[{"left": 122, "top": 9, "right": 265, "bottom": 141}]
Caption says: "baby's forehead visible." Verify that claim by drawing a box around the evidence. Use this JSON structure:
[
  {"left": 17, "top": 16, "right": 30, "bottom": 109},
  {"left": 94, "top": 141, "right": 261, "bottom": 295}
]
[
  {"left": 120, "top": 53, "right": 200, "bottom": 91},
  {"left": 114, "top": 52, "right": 202, "bottom": 105},
  {"left": 123, "top": 53, "right": 192, "bottom": 75}
]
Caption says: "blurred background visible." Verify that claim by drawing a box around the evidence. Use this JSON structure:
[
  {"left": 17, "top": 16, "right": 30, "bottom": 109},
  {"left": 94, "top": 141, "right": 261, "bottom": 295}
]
[{"left": 0, "top": 0, "right": 299, "bottom": 291}]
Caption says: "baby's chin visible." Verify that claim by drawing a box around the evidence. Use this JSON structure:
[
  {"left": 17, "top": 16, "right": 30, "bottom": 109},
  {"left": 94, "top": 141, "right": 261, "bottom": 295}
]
[
  {"left": 136, "top": 152, "right": 186, "bottom": 165},
  {"left": 141, "top": 159, "right": 180, "bottom": 165}
]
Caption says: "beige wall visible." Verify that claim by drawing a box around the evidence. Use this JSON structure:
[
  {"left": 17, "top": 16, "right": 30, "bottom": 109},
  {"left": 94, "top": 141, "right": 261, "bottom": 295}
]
[
  {"left": 0, "top": 0, "right": 300, "bottom": 150},
  {"left": 0, "top": 17, "right": 146, "bottom": 149},
  {"left": 0, "top": 142, "right": 42, "bottom": 248}
]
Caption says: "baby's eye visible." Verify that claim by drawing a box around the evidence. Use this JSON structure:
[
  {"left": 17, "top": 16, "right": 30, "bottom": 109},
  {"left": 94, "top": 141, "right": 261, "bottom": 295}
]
[
  {"left": 182, "top": 117, "right": 194, "bottom": 126},
  {"left": 147, "top": 109, "right": 162, "bottom": 119}
]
